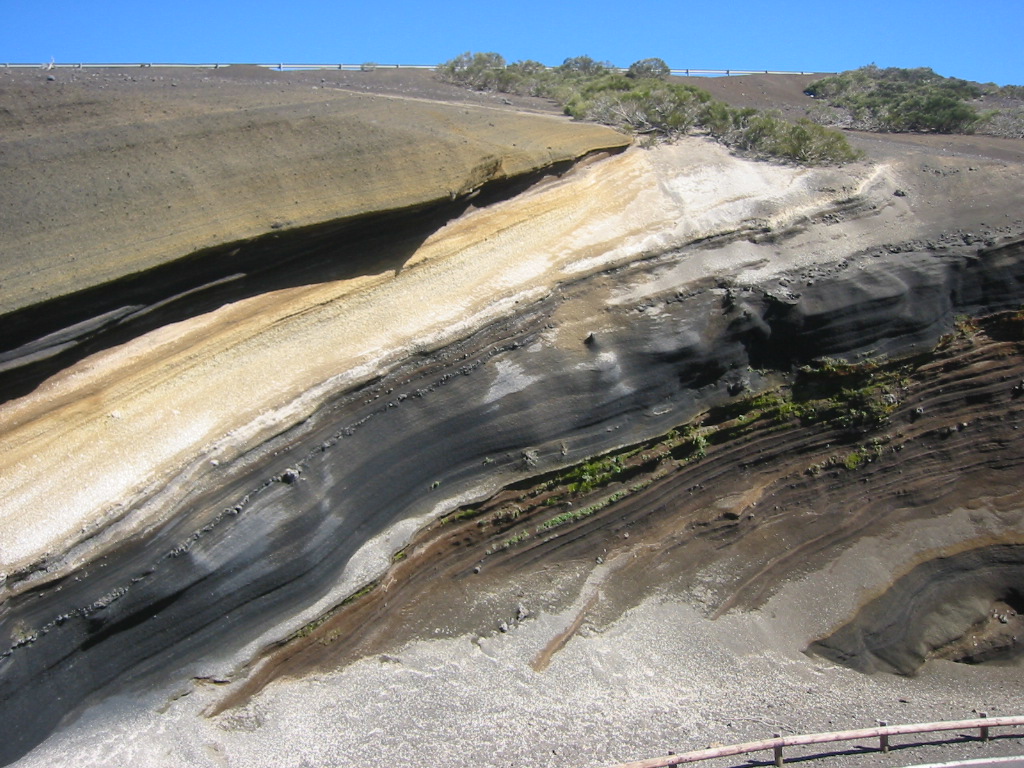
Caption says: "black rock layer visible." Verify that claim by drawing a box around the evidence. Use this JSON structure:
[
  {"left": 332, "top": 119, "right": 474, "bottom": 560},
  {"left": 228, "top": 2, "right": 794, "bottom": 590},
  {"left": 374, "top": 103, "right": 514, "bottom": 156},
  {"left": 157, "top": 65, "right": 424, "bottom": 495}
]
[{"left": 0, "top": 224, "right": 1022, "bottom": 764}]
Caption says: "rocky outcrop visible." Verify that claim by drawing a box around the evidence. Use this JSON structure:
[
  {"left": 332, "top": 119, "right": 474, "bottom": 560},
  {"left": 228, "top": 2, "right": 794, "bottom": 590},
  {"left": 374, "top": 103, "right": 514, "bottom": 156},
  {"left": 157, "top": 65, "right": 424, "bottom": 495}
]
[
  {"left": 1, "top": 69, "right": 1023, "bottom": 766},
  {"left": 0, "top": 66, "right": 627, "bottom": 400},
  {"left": 206, "top": 309, "right": 1024, "bottom": 712},
  {"left": 810, "top": 543, "right": 1024, "bottom": 674},
  {"left": 0, "top": 67, "right": 625, "bottom": 316}
]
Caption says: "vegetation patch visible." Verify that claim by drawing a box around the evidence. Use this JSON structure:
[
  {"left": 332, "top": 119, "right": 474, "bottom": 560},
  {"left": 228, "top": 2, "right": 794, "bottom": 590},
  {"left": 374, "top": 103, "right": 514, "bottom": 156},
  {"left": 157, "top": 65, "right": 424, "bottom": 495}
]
[
  {"left": 460, "top": 355, "right": 915, "bottom": 555},
  {"left": 807, "top": 436, "right": 891, "bottom": 476},
  {"left": 806, "top": 65, "right": 1024, "bottom": 137},
  {"left": 434, "top": 328, "right": 988, "bottom": 566},
  {"left": 437, "top": 52, "right": 860, "bottom": 165},
  {"left": 441, "top": 506, "right": 484, "bottom": 525},
  {"left": 485, "top": 530, "right": 530, "bottom": 556},
  {"left": 287, "top": 579, "right": 380, "bottom": 641}
]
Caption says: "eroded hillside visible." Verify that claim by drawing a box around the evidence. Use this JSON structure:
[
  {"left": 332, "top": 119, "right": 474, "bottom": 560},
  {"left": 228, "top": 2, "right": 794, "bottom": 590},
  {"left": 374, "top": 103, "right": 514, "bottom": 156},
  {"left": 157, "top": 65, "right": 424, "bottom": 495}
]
[{"left": 1, "top": 66, "right": 1023, "bottom": 768}]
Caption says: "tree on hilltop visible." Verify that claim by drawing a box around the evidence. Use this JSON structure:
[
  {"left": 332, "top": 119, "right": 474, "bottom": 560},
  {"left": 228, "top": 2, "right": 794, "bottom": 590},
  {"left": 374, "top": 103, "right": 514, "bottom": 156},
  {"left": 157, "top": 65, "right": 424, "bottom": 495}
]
[
  {"left": 560, "top": 56, "right": 611, "bottom": 76},
  {"left": 626, "top": 58, "right": 670, "bottom": 80},
  {"left": 436, "top": 51, "right": 507, "bottom": 90}
]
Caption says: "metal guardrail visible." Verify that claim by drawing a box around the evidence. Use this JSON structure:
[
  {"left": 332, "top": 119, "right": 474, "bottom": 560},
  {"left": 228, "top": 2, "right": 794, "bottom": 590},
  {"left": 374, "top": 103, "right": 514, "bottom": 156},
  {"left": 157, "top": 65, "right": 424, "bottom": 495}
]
[
  {"left": 668, "top": 69, "right": 824, "bottom": 76},
  {"left": 0, "top": 62, "right": 423, "bottom": 70},
  {"left": 604, "top": 715, "right": 1024, "bottom": 768},
  {"left": 1, "top": 62, "right": 827, "bottom": 76}
]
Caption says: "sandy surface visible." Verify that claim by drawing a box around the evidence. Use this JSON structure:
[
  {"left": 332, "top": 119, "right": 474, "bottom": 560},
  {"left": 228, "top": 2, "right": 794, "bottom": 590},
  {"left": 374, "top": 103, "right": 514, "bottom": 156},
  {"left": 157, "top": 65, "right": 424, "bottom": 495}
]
[
  {"left": 14, "top": 508, "right": 1024, "bottom": 768},
  {"left": 5, "top": 66, "right": 1020, "bottom": 317}
]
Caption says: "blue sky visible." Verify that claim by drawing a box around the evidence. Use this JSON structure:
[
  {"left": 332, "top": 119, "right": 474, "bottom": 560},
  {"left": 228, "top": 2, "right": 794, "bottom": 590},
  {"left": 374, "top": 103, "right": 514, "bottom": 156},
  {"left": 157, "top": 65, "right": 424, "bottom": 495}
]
[{"left": 3, "top": 0, "right": 1021, "bottom": 85}]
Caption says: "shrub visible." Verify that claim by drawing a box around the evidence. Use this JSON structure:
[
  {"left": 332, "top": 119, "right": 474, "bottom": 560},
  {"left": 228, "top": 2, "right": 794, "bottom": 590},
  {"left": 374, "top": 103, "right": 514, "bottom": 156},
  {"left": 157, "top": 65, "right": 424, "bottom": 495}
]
[
  {"left": 568, "top": 80, "right": 713, "bottom": 136},
  {"left": 888, "top": 91, "right": 981, "bottom": 132},
  {"left": 805, "top": 65, "right": 986, "bottom": 133},
  {"left": 437, "top": 51, "right": 507, "bottom": 90},
  {"left": 508, "top": 59, "right": 546, "bottom": 76},
  {"left": 560, "top": 55, "right": 611, "bottom": 76},
  {"left": 701, "top": 103, "right": 760, "bottom": 141},
  {"left": 776, "top": 118, "right": 863, "bottom": 163},
  {"left": 626, "top": 57, "right": 671, "bottom": 80},
  {"left": 731, "top": 110, "right": 786, "bottom": 152},
  {"left": 979, "top": 107, "right": 1024, "bottom": 139},
  {"left": 436, "top": 51, "right": 861, "bottom": 164},
  {"left": 996, "top": 84, "right": 1024, "bottom": 99},
  {"left": 699, "top": 106, "right": 862, "bottom": 164}
]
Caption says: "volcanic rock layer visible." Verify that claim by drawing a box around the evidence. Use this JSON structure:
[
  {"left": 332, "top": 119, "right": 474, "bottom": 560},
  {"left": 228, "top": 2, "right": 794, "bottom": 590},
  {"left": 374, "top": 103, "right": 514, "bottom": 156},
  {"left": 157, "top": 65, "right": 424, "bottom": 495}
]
[{"left": 1, "top": 68, "right": 1023, "bottom": 766}]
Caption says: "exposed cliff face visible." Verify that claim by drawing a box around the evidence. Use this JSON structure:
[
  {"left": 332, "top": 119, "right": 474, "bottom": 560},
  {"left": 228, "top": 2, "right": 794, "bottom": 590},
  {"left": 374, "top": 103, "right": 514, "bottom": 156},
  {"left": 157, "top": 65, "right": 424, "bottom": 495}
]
[
  {"left": 811, "top": 543, "right": 1024, "bottom": 675},
  {"left": 206, "top": 310, "right": 1024, "bottom": 716},
  {"left": 1, "top": 70, "right": 1023, "bottom": 766},
  {"left": 0, "top": 67, "right": 623, "bottom": 316},
  {"left": 0, "top": 66, "right": 627, "bottom": 401}
]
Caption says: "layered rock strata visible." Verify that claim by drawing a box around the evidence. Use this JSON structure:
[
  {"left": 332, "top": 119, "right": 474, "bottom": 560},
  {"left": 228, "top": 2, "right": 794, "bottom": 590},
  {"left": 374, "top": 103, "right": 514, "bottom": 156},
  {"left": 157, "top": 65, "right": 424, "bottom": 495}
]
[
  {"left": 0, "top": 66, "right": 627, "bottom": 400},
  {"left": 1, "top": 70, "right": 1023, "bottom": 766}
]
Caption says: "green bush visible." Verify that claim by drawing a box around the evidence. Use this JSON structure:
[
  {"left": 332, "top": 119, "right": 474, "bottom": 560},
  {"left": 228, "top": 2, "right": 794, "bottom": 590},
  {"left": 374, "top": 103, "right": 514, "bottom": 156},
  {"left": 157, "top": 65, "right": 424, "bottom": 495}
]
[
  {"left": 776, "top": 118, "right": 863, "bottom": 163},
  {"left": 996, "top": 84, "right": 1024, "bottom": 99},
  {"left": 731, "top": 111, "right": 785, "bottom": 152},
  {"left": 888, "top": 91, "right": 981, "bottom": 132},
  {"left": 626, "top": 57, "right": 671, "bottom": 80},
  {"left": 560, "top": 55, "right": 611, "bottom": 76},
  {"left": 805, "top": 65, "right": 986, "bottom": 133},
  {"left": 568, "top": 81, "right": 714, "bottom": 136},
  {"left": 436, "top": 51, "right": 508, "bottom": 90},
  {"left": 508, "top": 59, "right": 546, "bottom": 76},
  {"left": 437, "top": 51, "right": 861, "bottom": 165}
]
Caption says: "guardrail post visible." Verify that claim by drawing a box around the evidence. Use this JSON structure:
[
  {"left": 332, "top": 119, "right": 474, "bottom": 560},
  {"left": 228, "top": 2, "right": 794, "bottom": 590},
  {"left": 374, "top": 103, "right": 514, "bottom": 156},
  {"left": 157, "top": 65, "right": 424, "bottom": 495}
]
[
  {"left": 980, "top": 712, "right": 989, "bottom": 742},
  {"left": 879, "top": 721, "right": 889, "bottom": 752},
  {"left": 773, "top": 734, "right": 784, "bottom": 766}
]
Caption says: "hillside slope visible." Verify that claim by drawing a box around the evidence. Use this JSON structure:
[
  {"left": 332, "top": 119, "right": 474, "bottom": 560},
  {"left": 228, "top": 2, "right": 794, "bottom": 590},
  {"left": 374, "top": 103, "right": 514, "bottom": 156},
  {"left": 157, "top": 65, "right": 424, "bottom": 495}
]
[{"left": 1, "top": 67, "right": 1023, "bottom": 768}]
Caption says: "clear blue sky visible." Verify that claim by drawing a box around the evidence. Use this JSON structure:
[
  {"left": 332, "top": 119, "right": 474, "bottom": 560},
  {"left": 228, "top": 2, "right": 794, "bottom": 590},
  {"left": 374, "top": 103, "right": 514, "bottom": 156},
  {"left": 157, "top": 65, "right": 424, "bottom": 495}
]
[{"left": 3, "top": 0, "right": 1021, "bottom": 85}]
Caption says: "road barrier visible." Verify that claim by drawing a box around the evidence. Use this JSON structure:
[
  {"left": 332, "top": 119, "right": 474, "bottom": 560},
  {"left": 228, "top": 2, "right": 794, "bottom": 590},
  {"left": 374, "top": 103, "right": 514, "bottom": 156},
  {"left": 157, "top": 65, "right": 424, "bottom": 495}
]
[
  {"left": 668, "top": 69, "right": 824, "bottom": 76},
  {"left": 0, "top": 62, "right": 428, "bottom": 70},
  {"left": 604, "top": 715, "right": 1024, "bottom": 768},
  {"left": 1, "top": 62, "right": 829, "bottom": 76}
]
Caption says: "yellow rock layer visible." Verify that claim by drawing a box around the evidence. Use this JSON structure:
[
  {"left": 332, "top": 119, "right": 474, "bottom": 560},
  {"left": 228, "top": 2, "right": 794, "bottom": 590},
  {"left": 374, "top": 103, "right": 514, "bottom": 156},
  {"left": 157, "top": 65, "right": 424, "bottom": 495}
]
[
  {"left": 0, "top": 140, "right": 880, "bottom": 580},
  {"left": 0, "top": 78, "right": 627, "bottom": 315}
]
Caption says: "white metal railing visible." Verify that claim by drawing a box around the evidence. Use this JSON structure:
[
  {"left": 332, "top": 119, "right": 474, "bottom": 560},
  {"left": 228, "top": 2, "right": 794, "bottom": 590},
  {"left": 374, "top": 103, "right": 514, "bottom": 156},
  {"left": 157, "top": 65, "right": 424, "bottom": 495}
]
[
  {"left": 1, "top": 62, "right": 408, "bottom": 70},
  {"left": 668, "top": 69, "right": 824, "bottom": 76},
  {"left": 602, "top": 715, "right": 1024, "bottom": 768},
  {"left": 1, "top": 62, "right": 828, "bottom": 76}
]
